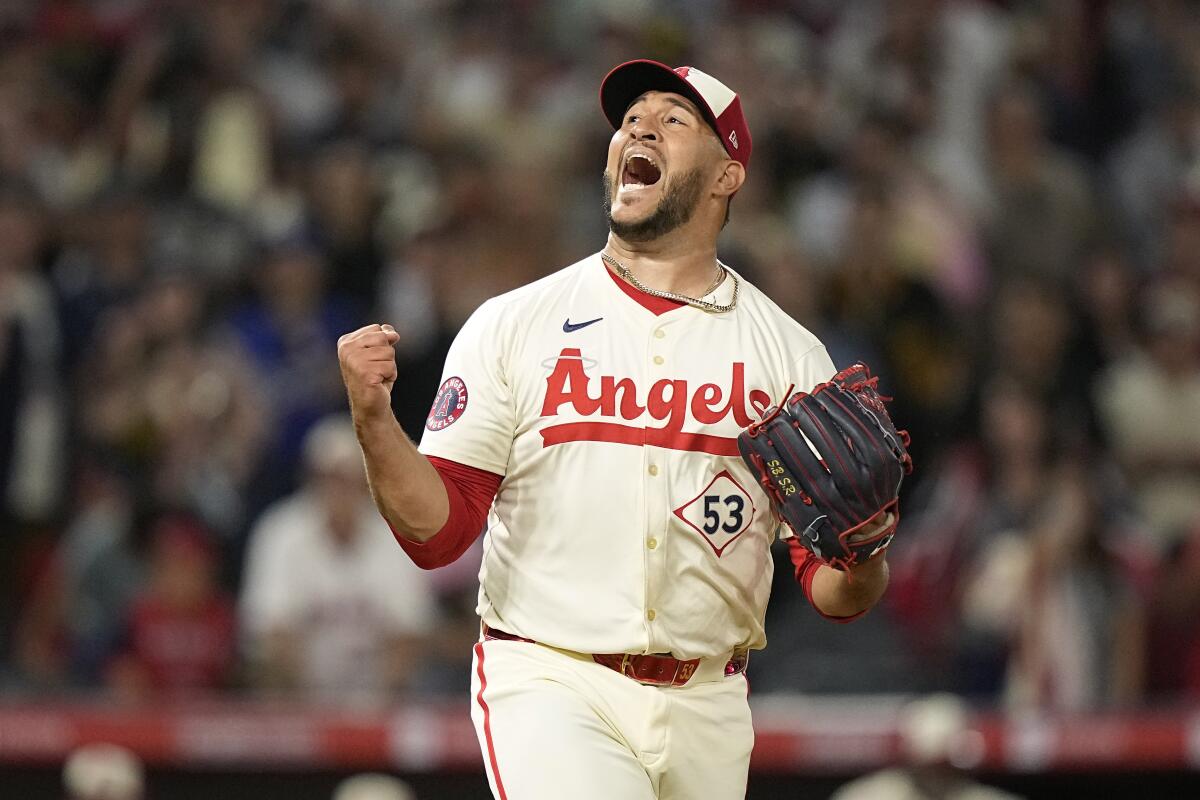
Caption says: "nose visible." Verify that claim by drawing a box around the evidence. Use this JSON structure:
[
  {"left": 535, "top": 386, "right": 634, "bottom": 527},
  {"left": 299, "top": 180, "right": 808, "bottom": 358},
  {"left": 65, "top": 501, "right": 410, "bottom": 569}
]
[{"left": 629, "top": 120, "right": 658, "bottom": 141}]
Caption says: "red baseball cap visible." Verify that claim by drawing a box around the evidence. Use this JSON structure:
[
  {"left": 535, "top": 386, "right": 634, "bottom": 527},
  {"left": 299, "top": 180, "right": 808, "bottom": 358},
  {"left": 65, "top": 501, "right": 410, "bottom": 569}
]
[{"left": 600, "top": 59, "right": 752, "bottom": 171}]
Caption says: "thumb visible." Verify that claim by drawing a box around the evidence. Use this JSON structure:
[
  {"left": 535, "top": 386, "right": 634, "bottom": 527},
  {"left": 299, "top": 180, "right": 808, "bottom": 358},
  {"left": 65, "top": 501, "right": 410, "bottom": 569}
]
[{"left": 380, "top": 323, "right": 401, "bottom": 344}]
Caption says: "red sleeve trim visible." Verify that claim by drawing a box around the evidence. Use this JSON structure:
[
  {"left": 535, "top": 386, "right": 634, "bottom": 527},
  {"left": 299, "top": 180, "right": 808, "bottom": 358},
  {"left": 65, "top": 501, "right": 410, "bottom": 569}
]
[
  {"left": 389, "top": 457, "right": 502, "bottom": 570},
  {"left": 787, "top": 537, "right": 867, "bottom": 624}
]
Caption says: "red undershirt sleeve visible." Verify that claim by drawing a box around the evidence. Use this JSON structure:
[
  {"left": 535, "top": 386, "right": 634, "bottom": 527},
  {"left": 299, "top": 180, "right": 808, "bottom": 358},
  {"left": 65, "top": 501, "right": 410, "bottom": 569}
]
[
  {"left": 388, "top": 456, "right": 502, "bottom": 570},
  {"left": 787, "top": 537, "right": 867, "bottom": 624}
]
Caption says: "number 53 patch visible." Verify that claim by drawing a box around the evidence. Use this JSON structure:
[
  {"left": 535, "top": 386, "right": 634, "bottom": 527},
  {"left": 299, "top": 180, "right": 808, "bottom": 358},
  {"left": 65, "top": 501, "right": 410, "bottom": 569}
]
[{"left": 673, "top": 470, "right": 757, "bottom": 557}]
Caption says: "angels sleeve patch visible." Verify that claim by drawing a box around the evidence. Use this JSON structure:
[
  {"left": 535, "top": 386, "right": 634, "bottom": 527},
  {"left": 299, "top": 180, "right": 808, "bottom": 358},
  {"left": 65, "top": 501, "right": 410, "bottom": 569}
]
[{"left": 426, "top": 376, "right": 469, "bottom": 431}]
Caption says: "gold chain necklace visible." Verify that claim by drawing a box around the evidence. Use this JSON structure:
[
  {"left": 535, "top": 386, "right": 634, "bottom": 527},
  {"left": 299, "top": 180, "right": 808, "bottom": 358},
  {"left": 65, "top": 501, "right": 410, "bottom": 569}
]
[{"left": 601, "top": 252, "right": 739, "bottom": 313}]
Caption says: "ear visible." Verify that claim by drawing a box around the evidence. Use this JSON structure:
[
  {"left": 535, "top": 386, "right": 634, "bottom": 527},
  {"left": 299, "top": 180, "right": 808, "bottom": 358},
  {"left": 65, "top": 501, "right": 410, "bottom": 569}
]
[{"left": 714, "top": 160, "right": 745, "bottom": 198}]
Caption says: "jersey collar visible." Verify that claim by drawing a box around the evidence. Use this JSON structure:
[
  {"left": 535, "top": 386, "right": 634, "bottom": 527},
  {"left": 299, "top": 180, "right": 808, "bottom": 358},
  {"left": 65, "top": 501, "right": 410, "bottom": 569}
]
[{"left": 602, "top": 259, "right": 686, "bottom": 316}]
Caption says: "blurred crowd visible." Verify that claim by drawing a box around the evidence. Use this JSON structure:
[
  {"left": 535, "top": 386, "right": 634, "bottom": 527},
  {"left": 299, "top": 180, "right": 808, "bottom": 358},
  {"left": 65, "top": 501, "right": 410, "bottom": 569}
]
[
  {"left": 1, "top": 0, "right": 1199, "bottom": 713},
  {"left": 59, "top": 741, "right": 420, "bottom": 800}
]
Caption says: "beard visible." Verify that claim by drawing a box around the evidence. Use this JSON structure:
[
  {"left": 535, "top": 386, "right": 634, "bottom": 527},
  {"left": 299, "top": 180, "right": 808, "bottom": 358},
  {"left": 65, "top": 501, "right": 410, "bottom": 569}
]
[{"left": 603, "top": 167, "right": 705, "bottom": 243}]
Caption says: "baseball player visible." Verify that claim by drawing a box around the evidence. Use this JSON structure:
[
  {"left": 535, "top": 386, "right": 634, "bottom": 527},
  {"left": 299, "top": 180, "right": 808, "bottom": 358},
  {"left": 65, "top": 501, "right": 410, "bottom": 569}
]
[{"left": 338, "top": 60, "right": 907, "bottom": 800}]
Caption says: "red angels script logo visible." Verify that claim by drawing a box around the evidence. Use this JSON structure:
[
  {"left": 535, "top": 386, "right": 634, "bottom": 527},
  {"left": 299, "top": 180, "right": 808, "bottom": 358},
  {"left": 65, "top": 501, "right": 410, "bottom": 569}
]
[
  {"left": 426, "top": 376, "right": 468, "bottom": 431},
  {"left": 539, "top": 348, "right": 771, "bottom": 456}
]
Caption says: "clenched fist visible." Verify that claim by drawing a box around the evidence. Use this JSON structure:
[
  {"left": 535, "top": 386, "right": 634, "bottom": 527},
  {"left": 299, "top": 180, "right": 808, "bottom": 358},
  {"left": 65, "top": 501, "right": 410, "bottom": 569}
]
[{"left": 337, "top": 323, "right": 401, "bottom": 420}]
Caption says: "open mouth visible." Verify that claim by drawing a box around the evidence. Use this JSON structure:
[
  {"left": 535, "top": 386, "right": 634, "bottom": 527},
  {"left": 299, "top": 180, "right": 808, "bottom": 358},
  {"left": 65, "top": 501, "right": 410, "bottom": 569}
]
[{"left": 621, "top": 153, "right": 662, "bottom": 189}]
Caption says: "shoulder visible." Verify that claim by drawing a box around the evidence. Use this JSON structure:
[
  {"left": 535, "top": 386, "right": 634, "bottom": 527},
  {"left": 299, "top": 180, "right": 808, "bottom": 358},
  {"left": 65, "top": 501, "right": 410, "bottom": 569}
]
[
  {"left": 472, "top": 256, "right": 595, "bottom": 321},
  {"left": 729, "top": 267, "right": 828, "bottom": 358},
  {"left": 247, "top": 494, "right": 318, "bottom": 553},
  {"left": 449, "top": 257, "right": 598, "bottom": 357}
]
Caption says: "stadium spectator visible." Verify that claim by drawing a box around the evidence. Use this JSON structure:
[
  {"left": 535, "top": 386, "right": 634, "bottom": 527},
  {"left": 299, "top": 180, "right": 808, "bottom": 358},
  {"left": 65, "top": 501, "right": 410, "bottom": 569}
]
[
  {"left": 51, "top": 188, "right": 151, "bottom": 369},
  {"left": 105, "top": 515, "right": 236, "bottom": 700},
  {"left": 1095, "top": 281, "right": 1200, "bottom": 549},
  {"left": 954, "top": 377, "right": 1055, "bottom": 697},
  {"left": 137, "top": 277, "right": 270, "bottom": 536},
  {"left": 821, "top": 0, "right": 1012, "bottom": 217},
  {"left": 13, "top": 458, "right": 144, "bottom": 688},
  {"left": 830, "top": 694, "right": 1023, "bottom": 800},
  {"left": 1005, "top": 459, "right": 1146, "bottom": 710},
  {"left": 1071, "top": 247, "right": 1141, "bottom": 392},
  {"left": 73, "top": 309, "right": 155, "bottom": 479},
  {"left": 239, "top": 415, "right": 437, "bottom": 701},
  {"left": 983, "top": 279, "right": 1094, "bottom": 439},
  {"left": 1145, "top": 522, "right": 1200, "bottom": 699},
  {"left": 224, "top": 241, "right": 356, "bottom": 497},
  {"left": 306, "top": 140, "right": 386, "bottom": 308},
  {"left": 1108, "top": 83, "right": 1200, "bottom": 270},
  {"left": 0, "top": 179, "right": 66, "bottom": 662},
  {"left": 71, "top": 273, "right": 270, "bottom": 539},
  {"left": 981, "top": 79, "right": 1097, "bottom": 285},
  {"left": 0, "top": 182, "right": 66, "bottom": 528},
  {"left": 63, "top": 743, "right": 144, "bottom": 800},
  {"left": 333, "top": 773, "right": 418, "bottom": 800}
]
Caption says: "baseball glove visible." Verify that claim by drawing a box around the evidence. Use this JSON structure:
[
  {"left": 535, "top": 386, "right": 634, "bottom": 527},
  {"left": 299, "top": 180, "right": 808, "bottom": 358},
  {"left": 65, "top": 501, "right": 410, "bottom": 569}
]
[{"left": 738, "top": 364, "right": 913, "bottom": 570}]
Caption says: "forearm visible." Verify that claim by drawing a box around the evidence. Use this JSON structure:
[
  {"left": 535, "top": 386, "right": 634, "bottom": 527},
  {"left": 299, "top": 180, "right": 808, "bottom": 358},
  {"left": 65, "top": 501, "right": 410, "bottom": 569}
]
[
  {"left": 354, "top": 412, "right": 449, "bottom": 542},
  {"left": 809, "top": 555, "right": 889, "bottom": 618}
]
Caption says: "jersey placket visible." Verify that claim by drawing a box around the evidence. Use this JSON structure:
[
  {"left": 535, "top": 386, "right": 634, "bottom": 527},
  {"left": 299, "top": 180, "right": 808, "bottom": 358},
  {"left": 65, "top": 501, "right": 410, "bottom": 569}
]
[{"left": 642, "top": 314, "right": 681, "bottom": 655}]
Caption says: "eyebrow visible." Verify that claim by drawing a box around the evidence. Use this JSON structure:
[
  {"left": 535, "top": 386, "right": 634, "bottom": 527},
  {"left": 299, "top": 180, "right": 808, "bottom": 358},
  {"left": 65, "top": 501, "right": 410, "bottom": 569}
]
[{"left": 627, "top": 93, "right": 702, "bottom": 119}]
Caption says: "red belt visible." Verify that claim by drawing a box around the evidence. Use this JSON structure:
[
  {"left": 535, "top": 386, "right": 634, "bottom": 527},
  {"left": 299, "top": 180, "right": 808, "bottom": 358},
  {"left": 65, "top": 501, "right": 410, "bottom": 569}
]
[{"left": 482, "top": 625, "right": 745, "bottom": 688}]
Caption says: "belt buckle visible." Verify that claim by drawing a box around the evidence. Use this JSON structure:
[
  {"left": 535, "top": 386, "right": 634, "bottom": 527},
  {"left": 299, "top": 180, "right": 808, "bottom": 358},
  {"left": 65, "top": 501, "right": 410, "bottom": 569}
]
[{"left": 619, "top": 653, "right": 634, "bottom": 677}]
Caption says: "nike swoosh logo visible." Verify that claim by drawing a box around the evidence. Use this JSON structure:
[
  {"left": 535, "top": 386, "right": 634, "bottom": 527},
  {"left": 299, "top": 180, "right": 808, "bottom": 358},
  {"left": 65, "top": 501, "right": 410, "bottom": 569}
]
[{"left": 563, "top": 317, "right": 603, "bottom": 333}]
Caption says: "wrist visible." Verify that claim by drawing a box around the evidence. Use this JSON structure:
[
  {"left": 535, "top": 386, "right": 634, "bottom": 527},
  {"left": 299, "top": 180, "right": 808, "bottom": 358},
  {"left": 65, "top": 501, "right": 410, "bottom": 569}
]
[
  {"left": 831, "top": 553, "right": 888, "bottom": 610},
  {"left": 351, "top": 403, "right": 399, "bottom": 436},
  {"left": 847, "top": 549, "right": 888, "bottom": 580}
]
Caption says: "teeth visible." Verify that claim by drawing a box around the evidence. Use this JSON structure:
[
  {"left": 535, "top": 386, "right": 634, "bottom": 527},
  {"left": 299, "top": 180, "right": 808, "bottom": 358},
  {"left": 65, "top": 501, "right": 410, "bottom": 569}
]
[{"left": 621, "top": 152, "right": 658, "bottom": 189}]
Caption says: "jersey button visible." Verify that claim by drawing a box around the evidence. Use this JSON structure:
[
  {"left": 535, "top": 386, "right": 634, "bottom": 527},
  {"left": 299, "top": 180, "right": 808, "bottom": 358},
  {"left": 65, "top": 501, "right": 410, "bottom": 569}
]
[
  {"left": 648, "top": 465, "right": 659, "bottom": 476},
  {"left": 653, "top": 355, "right": 664, "bottom": 365},
  {"left": 646, "top": 609, "right": 657, "bottom": 621},
  {"left": 654, "top": 329, "right": 665, "bottom": 339},
  {"left": 647, "top": 538, "right": 658, "bottom": 550}
]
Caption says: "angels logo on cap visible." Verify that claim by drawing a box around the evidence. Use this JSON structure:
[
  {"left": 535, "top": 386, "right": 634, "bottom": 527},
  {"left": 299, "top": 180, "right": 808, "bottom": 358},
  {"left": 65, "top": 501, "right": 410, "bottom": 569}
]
[{"left": 599, "top": 59, "right": 752, "bottom": 170}]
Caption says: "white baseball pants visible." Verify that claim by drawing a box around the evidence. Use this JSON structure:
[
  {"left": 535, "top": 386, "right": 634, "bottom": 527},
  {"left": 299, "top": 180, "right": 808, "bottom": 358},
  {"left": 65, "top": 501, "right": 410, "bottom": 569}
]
[{"left": 470, "top": 637, "right": 754, "bottom": 800}]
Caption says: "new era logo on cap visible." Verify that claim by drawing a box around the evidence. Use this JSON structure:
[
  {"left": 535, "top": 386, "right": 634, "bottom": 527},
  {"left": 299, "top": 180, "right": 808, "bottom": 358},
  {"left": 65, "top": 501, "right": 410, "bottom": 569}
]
[{"left": 600, "top": 59, "right": 752, "bottom": 170}]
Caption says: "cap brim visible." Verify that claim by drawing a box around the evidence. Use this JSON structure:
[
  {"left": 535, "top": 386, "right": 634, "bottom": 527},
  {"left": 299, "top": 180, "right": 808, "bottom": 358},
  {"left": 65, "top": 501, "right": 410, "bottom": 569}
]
[{"left": 600, "top": 59, "right": 722, "bottom": 138}]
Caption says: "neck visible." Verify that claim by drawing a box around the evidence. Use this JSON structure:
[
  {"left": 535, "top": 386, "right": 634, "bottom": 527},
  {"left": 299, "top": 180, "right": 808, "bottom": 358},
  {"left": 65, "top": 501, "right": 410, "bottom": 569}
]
[{"left": 604, "top": 229, "right": 720, "bottom": 297}]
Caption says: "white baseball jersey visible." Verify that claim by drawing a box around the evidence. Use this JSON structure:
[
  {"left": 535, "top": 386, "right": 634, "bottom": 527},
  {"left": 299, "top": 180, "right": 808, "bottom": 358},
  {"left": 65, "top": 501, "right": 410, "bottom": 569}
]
[
  {"left": 419, "top": 254, "right": 835, "bottom": 660},
  {"left": 240, "top": 492, "right": 439, "bottom": 696}
]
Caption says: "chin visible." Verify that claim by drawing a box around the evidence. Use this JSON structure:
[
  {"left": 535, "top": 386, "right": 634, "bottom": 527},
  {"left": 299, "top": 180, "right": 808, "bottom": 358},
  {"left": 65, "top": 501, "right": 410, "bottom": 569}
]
[
  {"left": 610, "top": 188, "right": 662, "bottom": 221},
  {"left": 609, "top": 203, "right": 657, "bottom": 228}
]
